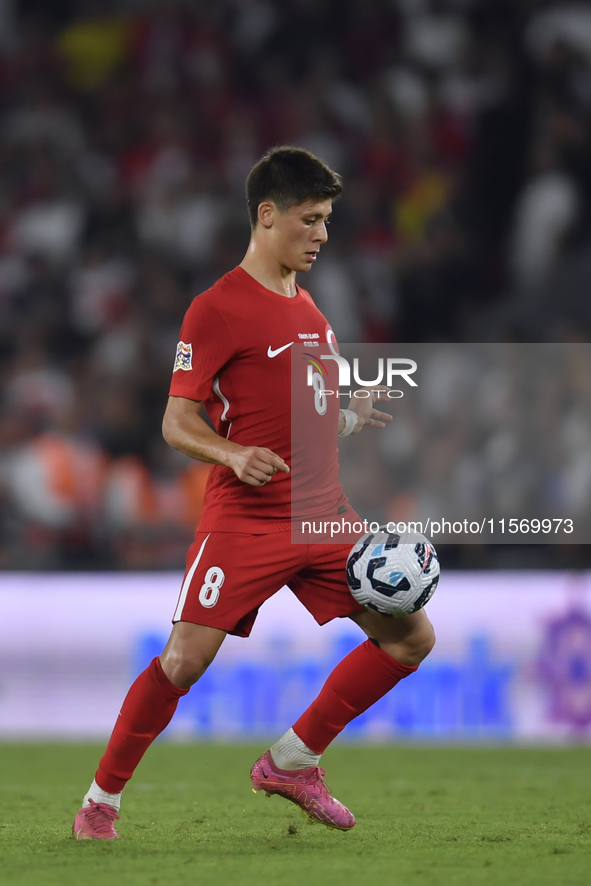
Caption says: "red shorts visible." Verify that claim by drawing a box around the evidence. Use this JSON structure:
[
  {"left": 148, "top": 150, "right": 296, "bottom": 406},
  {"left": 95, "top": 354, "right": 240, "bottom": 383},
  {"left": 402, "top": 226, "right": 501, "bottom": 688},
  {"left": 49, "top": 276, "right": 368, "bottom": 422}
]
[{"left": 172, "top": 529, "right": 364, "bottom": 637}]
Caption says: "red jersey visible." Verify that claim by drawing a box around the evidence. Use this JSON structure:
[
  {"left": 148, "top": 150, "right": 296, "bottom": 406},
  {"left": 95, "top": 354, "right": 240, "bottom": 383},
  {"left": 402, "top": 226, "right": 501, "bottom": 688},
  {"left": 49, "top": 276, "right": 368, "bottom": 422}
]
[{"left": 169, "top": 266, "right": 347, "bottom": 532}]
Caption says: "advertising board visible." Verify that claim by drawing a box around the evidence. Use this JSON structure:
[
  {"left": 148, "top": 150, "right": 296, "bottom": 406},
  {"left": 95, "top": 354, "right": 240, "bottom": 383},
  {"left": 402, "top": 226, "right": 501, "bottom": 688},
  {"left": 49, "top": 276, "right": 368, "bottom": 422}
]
[{"left": 1, "top": 571, "right": 590, "bottom": 741}]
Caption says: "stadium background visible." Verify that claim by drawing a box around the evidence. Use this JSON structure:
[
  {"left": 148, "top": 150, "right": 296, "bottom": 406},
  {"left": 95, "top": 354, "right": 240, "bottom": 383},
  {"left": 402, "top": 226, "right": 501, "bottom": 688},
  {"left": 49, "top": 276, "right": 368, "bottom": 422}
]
[{"left": 1, "top": 0, "right": 591, "bottom": 744}]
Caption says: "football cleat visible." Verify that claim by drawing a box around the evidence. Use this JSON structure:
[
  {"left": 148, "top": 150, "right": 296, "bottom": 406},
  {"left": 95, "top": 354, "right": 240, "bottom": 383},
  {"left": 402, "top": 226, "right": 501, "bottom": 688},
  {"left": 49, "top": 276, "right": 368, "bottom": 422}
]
[
  {"left": 250, "top": 750, "right": 355, "bottom": 830},
  {"left": 72, "top": 798, "right": 120, "bottom": 840}
]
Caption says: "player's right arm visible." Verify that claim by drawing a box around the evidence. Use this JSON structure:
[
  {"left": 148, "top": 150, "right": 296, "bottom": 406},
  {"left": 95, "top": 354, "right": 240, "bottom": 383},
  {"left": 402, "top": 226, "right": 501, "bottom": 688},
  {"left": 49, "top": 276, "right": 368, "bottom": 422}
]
[{"left": 162, "top": 396, "right": 289, "bottom": 487}]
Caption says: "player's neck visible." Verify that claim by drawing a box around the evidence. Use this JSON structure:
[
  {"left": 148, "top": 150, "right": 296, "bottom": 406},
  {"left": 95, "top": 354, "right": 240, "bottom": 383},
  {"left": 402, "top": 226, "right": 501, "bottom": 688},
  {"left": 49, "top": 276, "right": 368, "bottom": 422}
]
[{"left": 240, "top": 248, "right": 298, "bottom": 298}]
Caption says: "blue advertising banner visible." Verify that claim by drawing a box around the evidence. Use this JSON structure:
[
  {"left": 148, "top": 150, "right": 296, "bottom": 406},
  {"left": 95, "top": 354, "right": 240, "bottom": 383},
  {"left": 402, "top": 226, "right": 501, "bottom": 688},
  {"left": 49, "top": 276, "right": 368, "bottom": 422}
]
[{"left": 1, "top": 571, "right": 590, "bottom": 741}]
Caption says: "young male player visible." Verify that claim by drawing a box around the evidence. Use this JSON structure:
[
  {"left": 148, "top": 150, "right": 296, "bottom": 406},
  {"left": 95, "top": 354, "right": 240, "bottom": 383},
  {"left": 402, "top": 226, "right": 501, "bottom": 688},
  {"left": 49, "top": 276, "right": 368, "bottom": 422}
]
[{"left": 73, "top": 146, "right": 435, "bottom": 839}]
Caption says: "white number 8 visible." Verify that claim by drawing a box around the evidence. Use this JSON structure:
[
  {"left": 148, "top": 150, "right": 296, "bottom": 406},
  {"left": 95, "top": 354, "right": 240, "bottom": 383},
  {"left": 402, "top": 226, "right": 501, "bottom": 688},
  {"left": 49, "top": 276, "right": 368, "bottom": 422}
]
[
  {"left": 199, "top": 566, "right": 225, "bottom": 608},
  {"left": 311, "top": 370, "right": 327, "bottom": 415}
]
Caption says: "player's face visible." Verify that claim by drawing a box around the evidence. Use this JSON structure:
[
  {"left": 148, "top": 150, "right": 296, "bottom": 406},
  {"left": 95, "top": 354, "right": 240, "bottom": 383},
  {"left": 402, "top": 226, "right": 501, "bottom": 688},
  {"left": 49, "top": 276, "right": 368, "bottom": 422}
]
[{"left": 271, "top": 199, "right": 332, "bottom": 273}]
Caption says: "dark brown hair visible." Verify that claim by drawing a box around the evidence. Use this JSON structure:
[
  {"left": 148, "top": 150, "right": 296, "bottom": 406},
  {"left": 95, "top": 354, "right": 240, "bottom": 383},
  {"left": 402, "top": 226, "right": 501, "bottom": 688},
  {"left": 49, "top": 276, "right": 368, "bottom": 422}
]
[{"left": 246, "top": 145, "right": 342, "bottom": 227}]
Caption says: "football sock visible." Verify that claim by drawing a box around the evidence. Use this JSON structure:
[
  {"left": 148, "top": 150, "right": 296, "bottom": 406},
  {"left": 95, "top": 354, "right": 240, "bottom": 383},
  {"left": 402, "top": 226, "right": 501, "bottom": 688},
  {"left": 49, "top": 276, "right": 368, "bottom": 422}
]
[
  {"left": 293, "top": 639, "right": 417, "bottom": 754},
  {"left": 83, "top": 779, "right": 122, "bottom": 812},
  {"left": 270, "top": 727, "right": 321, "bottom": 770},
  {"left": 94, "top": 657, "right": 189, "bottom": 795}
]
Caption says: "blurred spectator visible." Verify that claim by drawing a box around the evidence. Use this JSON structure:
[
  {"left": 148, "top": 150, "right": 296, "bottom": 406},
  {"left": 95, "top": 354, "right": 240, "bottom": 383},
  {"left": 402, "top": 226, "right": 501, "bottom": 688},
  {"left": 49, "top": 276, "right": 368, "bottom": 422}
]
[
  {"left": 70, "top": 246, "right": 135, "bottom": 333},
  {"left": 57, "top": 5, "right": 131, "bottom": 91},
  {"left": 510, "top": 148, "right": 580, "bottom": 291}
]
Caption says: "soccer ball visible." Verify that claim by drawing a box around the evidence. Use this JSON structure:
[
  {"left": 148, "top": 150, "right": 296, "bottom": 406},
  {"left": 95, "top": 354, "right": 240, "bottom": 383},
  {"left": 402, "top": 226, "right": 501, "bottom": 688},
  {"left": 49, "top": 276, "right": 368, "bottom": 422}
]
[{"left": 346, "top": 527, "right": 439, "bottom": 617}]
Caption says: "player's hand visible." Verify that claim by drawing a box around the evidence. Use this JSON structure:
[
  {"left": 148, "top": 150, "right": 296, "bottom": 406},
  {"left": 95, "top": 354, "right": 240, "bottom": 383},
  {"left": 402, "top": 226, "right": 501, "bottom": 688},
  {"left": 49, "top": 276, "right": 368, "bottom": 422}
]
[
  {"left": 347, "top": 385, "right": 394, "bottom": 433},
  {"left": 227, "top": 446, "right": 290, "bottom": 487}
]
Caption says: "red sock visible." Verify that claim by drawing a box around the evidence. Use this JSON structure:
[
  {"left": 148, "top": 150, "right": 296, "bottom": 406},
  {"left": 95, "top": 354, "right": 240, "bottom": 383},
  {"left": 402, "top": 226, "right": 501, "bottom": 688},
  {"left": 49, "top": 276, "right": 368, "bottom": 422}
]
[
  {"left": 95, "top": 657, "right": 189, "bottom": 794},
  {"left": 293, "top": 640, "right": 417, "bottom": 754}
]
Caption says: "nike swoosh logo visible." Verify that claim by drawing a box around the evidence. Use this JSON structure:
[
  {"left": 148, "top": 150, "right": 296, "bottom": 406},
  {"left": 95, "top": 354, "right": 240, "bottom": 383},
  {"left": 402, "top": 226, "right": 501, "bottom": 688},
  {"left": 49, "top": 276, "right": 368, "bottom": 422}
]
[
  {"left": 262, "top": 769, "right": 269, "bottom": 779},
  {"left": 267, "top": 342, "right": 294, "bottom": 358}
]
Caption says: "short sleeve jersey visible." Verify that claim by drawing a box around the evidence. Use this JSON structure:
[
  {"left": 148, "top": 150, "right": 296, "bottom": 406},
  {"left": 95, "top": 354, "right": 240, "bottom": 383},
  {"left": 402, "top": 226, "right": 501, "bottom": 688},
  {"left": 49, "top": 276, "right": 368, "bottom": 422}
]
[{"left": 169, "top": 266, "right": 347, "bottom": 532}]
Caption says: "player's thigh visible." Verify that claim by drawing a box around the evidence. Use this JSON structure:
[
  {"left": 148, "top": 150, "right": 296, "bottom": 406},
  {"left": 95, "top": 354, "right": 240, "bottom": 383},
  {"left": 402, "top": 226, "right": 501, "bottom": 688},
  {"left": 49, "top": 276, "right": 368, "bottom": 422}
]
[
  {"left": 173, "top": 530, "right": 304, "bottom": 637},
  {"left": 349, "top": 607, "right": 436, "bottom": 664},
  {"left": 289, "top": 542, "right": 365, "bottom": 624}
]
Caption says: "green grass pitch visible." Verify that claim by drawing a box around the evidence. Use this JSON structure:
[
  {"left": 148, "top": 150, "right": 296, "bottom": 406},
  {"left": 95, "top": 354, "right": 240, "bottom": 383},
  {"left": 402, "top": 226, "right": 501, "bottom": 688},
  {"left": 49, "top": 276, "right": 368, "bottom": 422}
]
[{"left": 1, "top": 743, "right": 590, "bottom": 886}]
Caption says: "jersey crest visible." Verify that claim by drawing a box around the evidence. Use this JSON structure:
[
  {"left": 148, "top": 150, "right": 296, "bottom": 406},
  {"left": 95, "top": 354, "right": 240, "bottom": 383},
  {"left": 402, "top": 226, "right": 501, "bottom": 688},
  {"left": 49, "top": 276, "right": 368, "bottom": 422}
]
[{"left": 174, "top": 341, "right": 193, "bottom": 372}]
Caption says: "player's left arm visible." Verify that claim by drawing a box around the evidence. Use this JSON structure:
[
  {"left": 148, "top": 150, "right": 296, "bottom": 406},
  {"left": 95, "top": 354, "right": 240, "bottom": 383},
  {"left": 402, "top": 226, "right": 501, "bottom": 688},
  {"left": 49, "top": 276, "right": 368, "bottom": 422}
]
[{"left": 338, "top": 385, "right": 393, "bottom": 435}]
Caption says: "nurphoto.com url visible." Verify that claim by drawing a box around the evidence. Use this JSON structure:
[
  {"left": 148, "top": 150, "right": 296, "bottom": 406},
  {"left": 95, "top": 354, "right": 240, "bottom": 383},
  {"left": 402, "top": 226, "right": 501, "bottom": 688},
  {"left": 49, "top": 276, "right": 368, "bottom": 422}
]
[{"left": 300, "top": 518, "right": 575, "bottom": 538}]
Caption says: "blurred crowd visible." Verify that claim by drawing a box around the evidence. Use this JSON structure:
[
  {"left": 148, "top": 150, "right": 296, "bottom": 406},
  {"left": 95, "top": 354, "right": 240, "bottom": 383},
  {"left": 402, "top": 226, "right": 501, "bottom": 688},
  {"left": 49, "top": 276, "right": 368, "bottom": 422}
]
[{"left": 1, "top": 0, "right": 591, "bottom": 569}]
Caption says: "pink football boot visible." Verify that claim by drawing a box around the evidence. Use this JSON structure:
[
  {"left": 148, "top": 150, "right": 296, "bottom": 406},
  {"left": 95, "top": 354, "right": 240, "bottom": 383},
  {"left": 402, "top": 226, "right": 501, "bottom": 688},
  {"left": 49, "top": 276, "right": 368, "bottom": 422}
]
[
  {"left": 250, "top": 750, "right": 355, "bottom": 830},
  {"left": 72, "top": 799, "right": 120, "bottom": 840}
]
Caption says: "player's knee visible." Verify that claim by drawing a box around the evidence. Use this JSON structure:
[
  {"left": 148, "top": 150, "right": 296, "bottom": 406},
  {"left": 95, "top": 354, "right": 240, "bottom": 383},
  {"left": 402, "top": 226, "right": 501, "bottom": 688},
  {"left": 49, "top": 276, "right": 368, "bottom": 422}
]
[
  {"left": 396, "top": 621, "right": 436, "bottom": 666},
  {"left": 416, "top": 621, "right": 436, "bottom": 661},
  {"left": 160, "top": 649, "right": 215, "bottom": 688}
]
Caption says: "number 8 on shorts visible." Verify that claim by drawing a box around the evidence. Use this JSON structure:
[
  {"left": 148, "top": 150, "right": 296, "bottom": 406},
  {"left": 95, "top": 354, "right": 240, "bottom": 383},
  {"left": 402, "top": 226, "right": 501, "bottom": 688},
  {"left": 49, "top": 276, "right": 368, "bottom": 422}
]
[{"left": 199, "top": 566, "right": 225, "bottom": 608}]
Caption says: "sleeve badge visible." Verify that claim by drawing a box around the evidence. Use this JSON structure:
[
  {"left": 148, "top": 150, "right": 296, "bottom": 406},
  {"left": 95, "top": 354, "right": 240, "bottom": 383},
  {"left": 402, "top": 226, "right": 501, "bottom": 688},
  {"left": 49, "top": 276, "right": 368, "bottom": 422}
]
[{"left": 173, "top": 341, "right": 193, "bottom": 371}]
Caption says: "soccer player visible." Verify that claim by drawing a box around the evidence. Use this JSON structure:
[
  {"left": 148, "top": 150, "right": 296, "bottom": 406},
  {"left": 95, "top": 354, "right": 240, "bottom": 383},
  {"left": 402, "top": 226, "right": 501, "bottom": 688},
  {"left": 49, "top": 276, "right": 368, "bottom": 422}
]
[{"left": 73, "top": 147, "right": 435, "bottom": 840}]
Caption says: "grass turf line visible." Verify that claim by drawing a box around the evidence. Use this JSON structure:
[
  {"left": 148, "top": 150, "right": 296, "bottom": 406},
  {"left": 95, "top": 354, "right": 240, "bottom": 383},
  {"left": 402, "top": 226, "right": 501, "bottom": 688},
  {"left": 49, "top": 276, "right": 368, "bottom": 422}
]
[{"left": 0, "top": 743, "right": 590, "bottom": 886}]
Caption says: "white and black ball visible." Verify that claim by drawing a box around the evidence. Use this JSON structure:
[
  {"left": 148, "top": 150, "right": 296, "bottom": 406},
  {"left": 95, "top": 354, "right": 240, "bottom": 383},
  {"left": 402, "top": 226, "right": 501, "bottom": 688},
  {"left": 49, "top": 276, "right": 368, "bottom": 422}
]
[{"left": 347, "top": 527, "right": 439, "bottom": 617}]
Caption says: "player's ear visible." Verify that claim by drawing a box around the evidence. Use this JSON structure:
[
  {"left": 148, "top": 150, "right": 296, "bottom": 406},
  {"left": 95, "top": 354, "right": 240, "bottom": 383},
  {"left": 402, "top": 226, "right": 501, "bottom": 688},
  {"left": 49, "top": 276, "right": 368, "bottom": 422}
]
[{"left": 258, "top": 201, "right": 275, "bottom": 229}]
